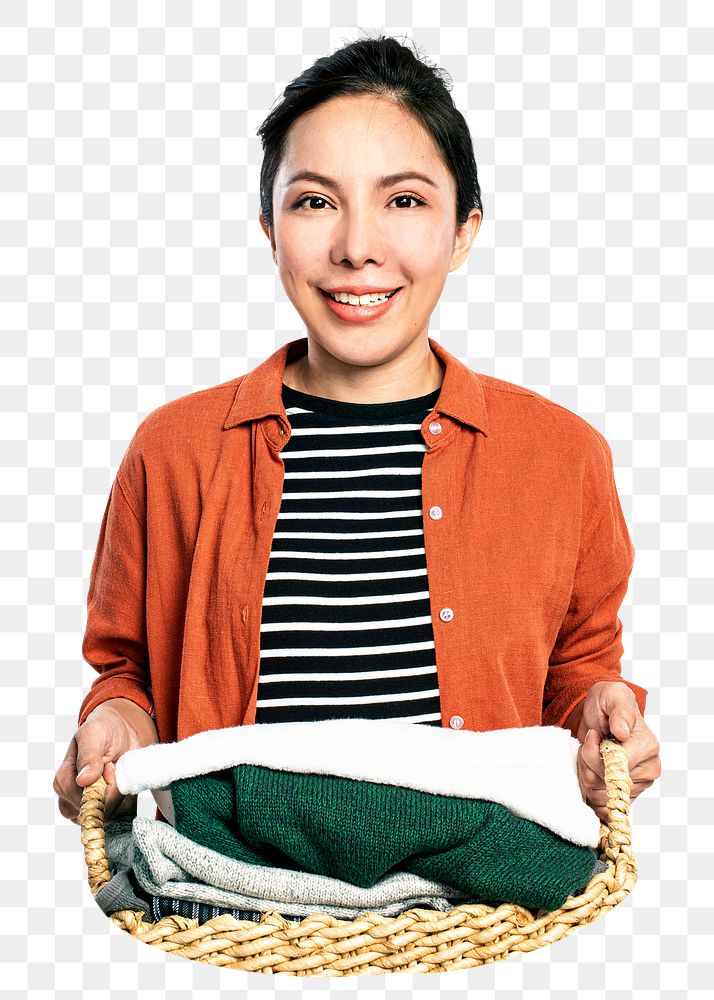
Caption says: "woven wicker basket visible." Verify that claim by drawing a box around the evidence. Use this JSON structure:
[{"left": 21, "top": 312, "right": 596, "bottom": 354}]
[{"left": 80, "top": 736, "right": 636, "bottom": 976}]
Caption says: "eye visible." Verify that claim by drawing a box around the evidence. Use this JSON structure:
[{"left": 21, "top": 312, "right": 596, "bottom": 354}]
[
  {"left": 292, "top": 194, "right": 332, "bottom": 210},
  {"left": 390, "top": 193, "right": 426, "bottom": 209}
]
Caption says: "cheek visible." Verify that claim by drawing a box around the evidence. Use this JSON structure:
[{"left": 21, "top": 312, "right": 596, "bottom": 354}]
[
  {"left": 278, "top": 245, "right": 322, "bottom": 293},
  {"left": 400, "top": 226, "right": 454, "bottom": 281},
  {"left": 403, "top": 257, "right": 448, "bottom": 292},
  {"left": 276, "top": 218, "right": 323, "bottom": 269}
]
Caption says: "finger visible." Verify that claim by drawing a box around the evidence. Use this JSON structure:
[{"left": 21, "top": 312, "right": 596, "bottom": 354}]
[
  {"left": 580, "top": 734, "right": 656, "bottom": 799},
  {"left": 626, "top": 757, "right": 662, "bottom": 786},
  {"left": 581, "top": 764, "right": 653, "bottom": 809},
  {"left": 106, "top": 793, "right": 138, "bottom": 823},
  {"left": 53, "top": 735, "right": 80, "bottom": 800},
  {"left": 609, "top": 716, "right": 633, "bottom": 742},
  {"left": 577, "top": 760, "right": 605, "bottom": 806},
  {"left": 582, "top": 786, "right": 609, "bottom": 823},
  {"left": 628, "top": 780, "right": 654, "bottom": 797},
  {"left": 75, "top": 717, "right": 118, "bottom": 788},
  {"left": 602, "top": 735, "right": 661, "bottom": 787},
  {"left": 102, "top": 761, "right": 136, "bottom": 821},
  {"left": 605, "top": 705, "right": 638, "bottom": 741},
  {"left": 55, "top": 756, "right": 87, "bottom": 819},
  {"left": 599, "top": 687, "right": 639, "bottom": 741},
  {"left": 64, "top": 767, "right": 108, "bottom": 820},
  {"left": 579, "top": 730, "right": 606, "bottom": 781},
  {"left": 73, "top": 759, "right": 124, "bottom": 816},
  {"left": 58, "top": 777, "right": 134, "bottom": 825},
  {"left": 56, "top": 732, "right": 79, "bottom": 775},
  {"left": 587, "top": 775, "right": 652, "bottom": 821},
  {"left": 625, "top": 738, "right": 661, "bottom": 769},
  {"left": 57, "top": 795, "right": 79, "bottom": 823}
]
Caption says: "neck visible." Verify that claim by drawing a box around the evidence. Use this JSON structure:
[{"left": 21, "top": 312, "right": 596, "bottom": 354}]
[{"left": 284, "top": 341, "right": 445, "bottom": 403}]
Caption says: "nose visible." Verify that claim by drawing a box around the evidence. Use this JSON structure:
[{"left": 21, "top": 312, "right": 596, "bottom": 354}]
[{"left": 331, "top": 208, "right": 385, "bottom": 268}]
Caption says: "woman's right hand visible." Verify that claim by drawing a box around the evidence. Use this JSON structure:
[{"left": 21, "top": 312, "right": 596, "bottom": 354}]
[{"left": 53, "top": 697, "right": 159, "bottom": 825}]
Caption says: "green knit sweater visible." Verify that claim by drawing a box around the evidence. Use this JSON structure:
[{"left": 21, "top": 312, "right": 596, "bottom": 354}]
[{"left": 169, "top": 764, "right": 601, "bottom": 913}]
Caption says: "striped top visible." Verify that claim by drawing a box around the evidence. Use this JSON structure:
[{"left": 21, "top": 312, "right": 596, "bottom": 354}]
[{"left": 253, "top": 380, "right": 444, "bottom": 727}]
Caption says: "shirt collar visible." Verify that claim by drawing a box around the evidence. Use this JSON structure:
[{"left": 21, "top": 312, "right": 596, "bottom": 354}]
[{"left": 223, "top": 335, "right": 489, "bottom": 436}]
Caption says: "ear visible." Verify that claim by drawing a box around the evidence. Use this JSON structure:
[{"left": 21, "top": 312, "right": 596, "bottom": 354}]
[
  {"left": 259, "top": 214, "right": 277, "bottom": 259},
  {"left": 449, "top": 207, "right": 483, "bottom": 272}
]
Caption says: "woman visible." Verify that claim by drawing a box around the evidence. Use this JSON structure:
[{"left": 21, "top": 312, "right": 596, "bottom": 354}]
[{"left": 54, "top": 34, "right": 660, "bottom": 923}]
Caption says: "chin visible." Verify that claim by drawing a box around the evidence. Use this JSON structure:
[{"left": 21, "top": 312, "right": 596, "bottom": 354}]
[{"left": 313, "top": 331, "right": 412, "bottom": 364}]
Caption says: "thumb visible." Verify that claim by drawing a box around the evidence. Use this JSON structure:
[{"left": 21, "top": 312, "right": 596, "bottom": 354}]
[
  {"left": 75, "top": 730, "right": 109, "bottom": 786},
  {"left": 609, "top": 715, "right": 632, "bottom": 741},
  {"left": 597, "top": 682, "right": 638, "bottom": 742}
]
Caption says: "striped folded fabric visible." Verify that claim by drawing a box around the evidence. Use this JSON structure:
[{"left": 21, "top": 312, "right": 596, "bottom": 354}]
[{"left": 115, "top": 719, "right": 606, "bottom": 915}]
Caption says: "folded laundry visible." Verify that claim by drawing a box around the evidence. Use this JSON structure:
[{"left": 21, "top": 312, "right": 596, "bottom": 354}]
[
  {"left": 94, "top": 814, "right": 480, "bottom": 920},
  {"left": 95, "top": 817, "right": 322, "bottom": 923},
  {"left": 105, "top": 866, "right": 309, "bottom": 926},
  {"left": 116, "top": 719, "right": 601, "bottom": 847},
  {"left": 109, "top": 720, "right": 606, "bottom": 915},
  {"left": 168, "top": 765, "right": 601, "bottom": 913}
]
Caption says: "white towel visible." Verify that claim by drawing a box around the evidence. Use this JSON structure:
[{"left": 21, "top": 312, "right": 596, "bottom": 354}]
[{"left": 115, "top": 719, "right": 600, "bottom": 848}]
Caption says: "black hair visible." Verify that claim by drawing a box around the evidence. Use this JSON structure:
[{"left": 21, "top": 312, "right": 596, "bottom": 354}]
[{"left": 256, "top": 31, "right": 483, "bottom": 235}]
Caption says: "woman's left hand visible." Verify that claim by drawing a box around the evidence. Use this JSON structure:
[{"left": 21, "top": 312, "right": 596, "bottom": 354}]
[{"left": 574, "top": 681, "right": 661, "bottom": 824}]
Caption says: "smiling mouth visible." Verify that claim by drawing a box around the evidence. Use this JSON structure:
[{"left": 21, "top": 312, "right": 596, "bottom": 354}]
[{"left": 319, "top": 287, "right": 402, "bottom": 304}]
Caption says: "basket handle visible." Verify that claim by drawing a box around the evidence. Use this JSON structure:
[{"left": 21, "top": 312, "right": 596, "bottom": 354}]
[
  {"left": 597, "top": 736, "right": 634, "bottom": 860},
  {"left": 79, "top": 736, "right": 634, "bottom": 897},
  {"left": 79, "top": 774, "right": 117, "bottom": 897}
]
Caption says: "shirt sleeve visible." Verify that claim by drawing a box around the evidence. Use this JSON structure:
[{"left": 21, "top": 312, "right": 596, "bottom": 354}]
[
  {"left": 542, "top": 432, "right": 648, "bottom": 729},
  {"left": 77, "top": 440, "right": 154, "bottom": 728}
]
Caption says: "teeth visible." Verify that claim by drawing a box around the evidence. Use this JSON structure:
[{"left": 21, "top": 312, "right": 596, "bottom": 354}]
[{"left": 326, "top": 289, "right": 397, "bottom": 305}]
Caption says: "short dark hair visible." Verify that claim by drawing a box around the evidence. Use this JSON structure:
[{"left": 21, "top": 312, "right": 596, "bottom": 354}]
[{"left": 257, "top": 31, "right": 483, "bottom": 235}]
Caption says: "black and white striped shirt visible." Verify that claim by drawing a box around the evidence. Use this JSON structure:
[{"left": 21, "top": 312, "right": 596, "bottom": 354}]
[{"left": 254, "top": 381, "right": 443, "bottom": 727}]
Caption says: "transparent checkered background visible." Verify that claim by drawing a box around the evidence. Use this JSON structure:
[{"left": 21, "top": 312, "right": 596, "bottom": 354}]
[{"left": 3, "top": 1, "right": 712, "bottom": 994}]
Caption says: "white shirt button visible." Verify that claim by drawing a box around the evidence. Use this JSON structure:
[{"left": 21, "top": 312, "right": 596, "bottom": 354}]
[
  {"left": 428, "top": 505, "right": 442, "bottom": 520},
  {"left": 449, "top": 715, "right": 464, "bottom": 730},
  {"left": 428, "top": 420, "right": 442, "bottom": 435},
  {"left": 440, "top": 607, "right": 454, "bottom": 622}
]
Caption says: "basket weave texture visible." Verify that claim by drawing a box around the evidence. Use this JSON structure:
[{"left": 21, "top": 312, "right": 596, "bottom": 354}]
[{"left": 80, "top": 737, "right": 636, "bottom": 976}]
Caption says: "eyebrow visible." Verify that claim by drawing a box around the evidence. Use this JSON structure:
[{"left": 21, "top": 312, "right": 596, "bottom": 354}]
[{"left": 285, "top": 170, "right": 439, "bottom": 193}]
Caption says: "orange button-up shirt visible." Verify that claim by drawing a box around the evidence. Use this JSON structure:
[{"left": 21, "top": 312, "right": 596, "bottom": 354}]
[{"left": 78, "top": 335, "right": 647, "bottom": 754}]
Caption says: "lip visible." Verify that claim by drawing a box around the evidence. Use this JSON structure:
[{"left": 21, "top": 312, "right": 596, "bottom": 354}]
[
  {"left": 318, "top": 286, "right": 403, "bottom": 324},
  {"left": 321, "top": 285, "right": 401, "bottom": 295}
]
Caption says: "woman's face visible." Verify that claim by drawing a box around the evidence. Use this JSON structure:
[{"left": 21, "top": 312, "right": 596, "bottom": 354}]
[{"left": 262, "top": 93, "right": 481, "bottom": 373}]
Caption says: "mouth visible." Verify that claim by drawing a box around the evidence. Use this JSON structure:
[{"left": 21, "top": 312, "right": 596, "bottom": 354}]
[
  {"left": 319, "top": 287, "right": 402, "bottom": 305},
  {"left": 317, "top": 286, "right": 404, "bottom": 324}
]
